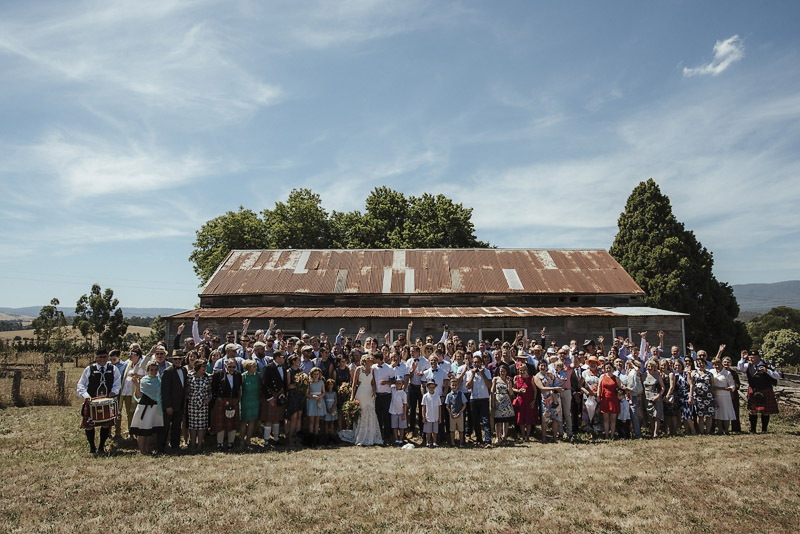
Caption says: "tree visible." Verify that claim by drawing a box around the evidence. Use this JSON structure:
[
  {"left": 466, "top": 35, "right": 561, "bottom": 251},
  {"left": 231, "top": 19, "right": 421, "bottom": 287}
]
[
  {"left": 402, "top": 193, "right": 489, "bottom": 248},
  {"left": 746, "top": 306, "right": 800, "bottom": 347},
  {"left": 142, "top": 315, "right": 166, "bottom": 347},
  {"left": 31, "top": 298, "right": 67, "bottom": 346},
  {"left": 761, "top": 329, "right": 800, "bottom": 368},
  {"left": 189, "top": 207, "right": 268, "bottom": 284},
  {"left": 190, "top": 187, "right": 490, "bottom": 284},
  {"left": 74, "top": 284, "right": 129, "bottom": 349},
  {"left": 262, "top": 189, "right": 334, "bottom": 249},
  {"left": 609, "top": 179, "right": 750, "bottom": 352}
]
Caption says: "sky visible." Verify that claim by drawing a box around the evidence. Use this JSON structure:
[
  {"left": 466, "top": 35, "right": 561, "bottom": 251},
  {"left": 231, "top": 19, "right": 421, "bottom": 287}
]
[{"left": 1, "top": 1, "right": 799, "bottom": 311}]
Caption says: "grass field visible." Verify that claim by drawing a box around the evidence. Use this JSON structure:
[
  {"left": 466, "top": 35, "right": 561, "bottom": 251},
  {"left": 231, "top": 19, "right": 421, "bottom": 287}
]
[
  {"left": 0, "top": 326, "right": 151, "bottom": 341},
  {"left": 1, "top": 365, "right": 799, "bottom": 533}
]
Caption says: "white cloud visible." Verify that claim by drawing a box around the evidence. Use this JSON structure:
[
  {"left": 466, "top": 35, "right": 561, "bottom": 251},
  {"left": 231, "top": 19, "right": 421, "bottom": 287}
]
[
  {"left": 683, "top": 35, "right": 744, "bottom": 77},
  {"left": 29, "top": 131, "right": 217, "bottom": 198},
  {"left": 0, "top": 2, "right": 284, "bottom": 124}
]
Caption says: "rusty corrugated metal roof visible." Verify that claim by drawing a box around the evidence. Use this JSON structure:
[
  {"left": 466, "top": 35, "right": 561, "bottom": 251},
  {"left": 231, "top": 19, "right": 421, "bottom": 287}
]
[
  {"left": 200, "top": 249, "right": 643, "bottom": 297},
  {"left": 168, "top": 306, "right": 622, "bottom": 320}
]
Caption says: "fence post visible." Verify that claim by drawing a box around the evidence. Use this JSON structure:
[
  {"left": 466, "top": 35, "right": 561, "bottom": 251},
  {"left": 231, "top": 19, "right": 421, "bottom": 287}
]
[
  {"left": 12, "top": 370, "right": 23, "bottom": 407},
  {"left": 75, "top": 356, "right": 79, "bottom": 368},
  {"left": 57, "top": 370, "right": 66, "bottom": 405}
]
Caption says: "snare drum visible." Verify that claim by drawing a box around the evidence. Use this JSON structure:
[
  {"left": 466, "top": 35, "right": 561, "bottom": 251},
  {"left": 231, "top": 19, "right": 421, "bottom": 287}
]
[{"left": 89, "top": 397, "right": 117, "bottom": 424}]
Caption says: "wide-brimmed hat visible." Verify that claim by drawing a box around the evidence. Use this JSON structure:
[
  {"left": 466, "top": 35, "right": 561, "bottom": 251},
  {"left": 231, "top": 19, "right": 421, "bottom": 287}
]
[{"left": 586, "top": 355, "right": 599, "bottom": 364}]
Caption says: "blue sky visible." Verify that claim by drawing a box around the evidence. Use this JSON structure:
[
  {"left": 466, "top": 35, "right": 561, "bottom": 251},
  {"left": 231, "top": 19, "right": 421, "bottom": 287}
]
[{"left": 1, "top": 1, "right": 799, "bottom": 310}]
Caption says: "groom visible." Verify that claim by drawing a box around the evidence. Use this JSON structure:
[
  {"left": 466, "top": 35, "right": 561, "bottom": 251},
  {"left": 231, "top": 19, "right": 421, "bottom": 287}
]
[{"left": 372, "top": 352, "right": 394, "bottom": 442}]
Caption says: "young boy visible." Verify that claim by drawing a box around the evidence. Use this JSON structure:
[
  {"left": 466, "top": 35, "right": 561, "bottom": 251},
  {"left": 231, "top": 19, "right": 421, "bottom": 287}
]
[
  {"left": 421, "top": 380, "right": 441, "bottom": 448},
  {"left": 445, "top": 378, "right": 466, "bottom": 446},
  {"left": 390, "top": 377, "right": 408, "bottom": 445}
]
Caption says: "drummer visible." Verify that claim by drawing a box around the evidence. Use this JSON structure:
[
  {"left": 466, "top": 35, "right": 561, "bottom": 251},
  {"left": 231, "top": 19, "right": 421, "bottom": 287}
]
[{"left": 77, "top": 349, "right": 122, "bottom": 454}]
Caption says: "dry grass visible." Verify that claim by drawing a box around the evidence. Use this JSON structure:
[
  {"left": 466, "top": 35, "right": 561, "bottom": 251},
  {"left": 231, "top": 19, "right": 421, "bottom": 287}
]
[
  {"left": 0, "top": 325, "right": 151, "bottom": 341},
  {"left": 0, "top": 399, "right": 798, "bottom": 534}
]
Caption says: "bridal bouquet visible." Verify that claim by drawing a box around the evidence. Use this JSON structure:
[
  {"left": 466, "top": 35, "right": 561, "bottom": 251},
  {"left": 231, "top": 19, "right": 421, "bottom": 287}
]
[
  {"left": 294, "top": 372, "right": 310, "bottom": 395},
  {"left": 338, "top": 382, "right": 352, "bottom": 400},
  {"left": 341, "top": 399, "right": 361, "bottom": 424}
]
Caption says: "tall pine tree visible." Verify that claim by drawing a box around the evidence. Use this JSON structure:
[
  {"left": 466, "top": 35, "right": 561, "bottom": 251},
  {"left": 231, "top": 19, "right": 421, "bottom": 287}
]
[{"left": 610, "top": 179, "right": 750, "bottom": 352}]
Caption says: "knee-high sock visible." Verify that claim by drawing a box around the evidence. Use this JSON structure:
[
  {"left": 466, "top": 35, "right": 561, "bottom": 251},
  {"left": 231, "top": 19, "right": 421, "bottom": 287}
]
[
  {"left": 227, "top": 431, "right": 236, "bottom": 444},
  {"left": 263, "top": 426, "right": 271, "bottom": 441},
  {"left": 761, "top": 415, "right": 770, "bottom": 433},
  {"left": 85, "top": 429, "right": 96, "bottom": 450},
  {"left": 217, "top": 431, "right": 225, "bottom": 444},
  {"left": 749, "top": 414, "right": 758, "bottom": 433},
  {"left": 98, "top": 427, "right": 110, "bottom": 450},
  {"left": 271, "top": 424, "right": 280, "bottom": 441}
]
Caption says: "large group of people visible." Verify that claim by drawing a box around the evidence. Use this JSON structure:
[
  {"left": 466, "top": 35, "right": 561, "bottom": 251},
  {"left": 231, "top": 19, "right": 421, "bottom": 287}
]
[{"left": 76, "top": 316, "right": 781, "bottom": 454}]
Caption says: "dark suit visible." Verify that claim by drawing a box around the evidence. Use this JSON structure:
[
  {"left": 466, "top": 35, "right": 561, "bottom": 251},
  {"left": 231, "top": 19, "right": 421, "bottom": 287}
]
[
  {"left": 160, "top": 365, "right": 188, "bottom": 451},
  {"left": 260, "top": 362, "right": 285, "bottom": 400},
  {"left": 570, "top": 367, "right": 584, "bottom": 434},
  {"left": 212, "top": 369, "right": 242, "bottom": 399}
]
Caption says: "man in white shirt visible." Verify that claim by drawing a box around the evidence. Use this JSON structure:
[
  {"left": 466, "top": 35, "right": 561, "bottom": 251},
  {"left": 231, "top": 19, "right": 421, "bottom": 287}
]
[
  {"left": 76, "top": 349, "right": 122, "bottom": 454},
  {"left": 466, "top": 354, "right": 492, "bottom": 447},
  {"left": 372, "top": 352, "right": 395, "bottom": 442},
  {"left": 406, "top": 345, "right": 429, "bottom": 437}
]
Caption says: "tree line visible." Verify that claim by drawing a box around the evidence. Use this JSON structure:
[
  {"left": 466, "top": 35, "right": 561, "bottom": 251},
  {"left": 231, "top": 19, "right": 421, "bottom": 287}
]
[
  {"left": 2, "top": 289, "right": 166, "bottom": 355},
  {"left": 189, "top": 187, "right": 488, "bottom": 284}
]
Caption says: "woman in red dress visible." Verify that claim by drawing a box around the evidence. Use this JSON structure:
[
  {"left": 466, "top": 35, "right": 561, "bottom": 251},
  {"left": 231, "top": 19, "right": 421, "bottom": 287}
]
[
  {"left": 512, "top": 362, "right": 537, "bottom": 441},
  {"left": 598, "top": 362, "right": 623, "bottom": 440}
]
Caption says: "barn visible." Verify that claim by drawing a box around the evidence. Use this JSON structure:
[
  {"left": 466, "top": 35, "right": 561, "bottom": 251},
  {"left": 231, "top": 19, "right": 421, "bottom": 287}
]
[{"left": 167, "top": 249, "right": 687, "bottom": 350}]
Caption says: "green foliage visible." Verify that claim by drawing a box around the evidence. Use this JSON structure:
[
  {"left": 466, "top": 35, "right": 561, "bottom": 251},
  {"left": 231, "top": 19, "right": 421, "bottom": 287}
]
[
  {"left": 746, "top": 306, "right": 800, "bottom": 347},
  {"left": 190, "top": 187, "right": 489, "bottom": 284},
  {"left": 0, "top": 319, "right": 28, "bottom": 332},
  {"left": 73, "top": 284, "right": 129, "bottom": 350},
  {"left": 610, "top": 179, "right": 751, "bottom": 352},
  {"left": 189, "top": 206, "right": 268, "bottom": 284},
  {"left": 141, "top": 315, "right": 166, "bottom": 348},
  {"left": 262, "top": 189, "right": 334, "bottom": 249},
  {"left": 761, "top": 329, "right": 800, "bottom": 367},
  {"left": 31, "top": 298, "right": 67, "bottom": 344}
]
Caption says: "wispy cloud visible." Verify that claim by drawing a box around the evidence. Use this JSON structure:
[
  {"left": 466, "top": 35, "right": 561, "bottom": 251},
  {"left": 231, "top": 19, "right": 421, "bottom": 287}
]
[
  {"left": 28, "top": 130, "right": 217, "bottom": 198},
  {"left": 683, "top": 35, "right": 744, "bottom": 77},
  {"left": 0, "top": 1, "right": 284, "bottom": 124}
]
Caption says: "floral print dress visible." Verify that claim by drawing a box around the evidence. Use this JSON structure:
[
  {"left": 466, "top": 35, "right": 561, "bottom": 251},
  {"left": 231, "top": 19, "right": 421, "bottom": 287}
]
[{"left": 692, "top": 369, "right": 715, "bottom": 418}]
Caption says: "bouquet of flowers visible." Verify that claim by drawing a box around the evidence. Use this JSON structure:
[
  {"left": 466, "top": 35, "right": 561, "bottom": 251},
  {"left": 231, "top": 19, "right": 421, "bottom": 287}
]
[
  {"left": 294, "top": 372, "right": 310, "bottom": 395},
  {"left": 341, "top": 399, "right": 361, "bottom": 424},
  {"left": 338, "top": 382, "right": 352, "bottom": 400}
]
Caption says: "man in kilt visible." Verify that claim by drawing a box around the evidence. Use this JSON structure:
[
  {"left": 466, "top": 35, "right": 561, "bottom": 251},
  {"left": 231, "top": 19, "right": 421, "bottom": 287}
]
[
  {"left": 737, "top": 349, "right": 780, "bottom": 433},
  {"left": 260, "top": 350, "right": 286, "bottom": 447},
  {"left": 76, "top": 349, "right": 121, "bottom": 454},
  {"left": 211, "top": 358, "right": 242, "bottom": 450}
]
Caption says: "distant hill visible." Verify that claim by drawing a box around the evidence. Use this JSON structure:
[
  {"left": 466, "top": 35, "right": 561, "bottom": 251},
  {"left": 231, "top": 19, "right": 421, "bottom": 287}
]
[
  {"left": 0, "top": 306, "right": 186, "bottom": 319},
  {"left": 732, "top": 281, "right": 800, "bottom": 313}
]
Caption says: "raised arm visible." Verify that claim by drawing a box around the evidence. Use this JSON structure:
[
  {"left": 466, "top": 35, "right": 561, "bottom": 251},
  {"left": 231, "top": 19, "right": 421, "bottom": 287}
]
[
  {"left": 192, "top": 313, "right": 202, "bottom": 344},
  {"left": 438, "top": 325, "right": 449, "bottom": 344},
  {"left": 335, "top": 328, "right": 345, "bottom": 349},
  {"left": 737, "top": 350, "right": 748, "bottom": 372},
  {"left": 406, "top": 322, "right": 413, "bottom": 347}
]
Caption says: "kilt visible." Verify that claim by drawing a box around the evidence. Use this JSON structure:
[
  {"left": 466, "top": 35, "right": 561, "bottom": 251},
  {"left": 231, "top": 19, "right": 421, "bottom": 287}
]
[
  {"left": 213, "top": 398, "right": 240, "bottom": 433},
  {"left": 262, "top": 398, "right": 285, "bottom": 423},
  {"left": 80, "top": 402, "right": 113, "bottom": 430},
  {"left": 747, "top": 387, "right": 779, "bottom": 415}
]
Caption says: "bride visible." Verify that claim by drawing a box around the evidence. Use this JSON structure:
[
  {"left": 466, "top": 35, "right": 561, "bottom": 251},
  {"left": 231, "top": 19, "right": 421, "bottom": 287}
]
[{"left": 339, "top": 353, "right": 383, "bottom": 446}]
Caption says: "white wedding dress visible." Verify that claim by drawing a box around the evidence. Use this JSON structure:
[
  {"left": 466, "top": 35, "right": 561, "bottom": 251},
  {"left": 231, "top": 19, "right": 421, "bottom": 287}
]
[{"left": 339, "top": 369, "right": 383, "bottom": 446}]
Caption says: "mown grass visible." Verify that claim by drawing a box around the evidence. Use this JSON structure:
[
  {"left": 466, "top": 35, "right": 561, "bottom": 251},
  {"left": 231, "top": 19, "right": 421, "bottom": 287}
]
[{"left": 0, "top": 398, "right": 798, "bottom": 534}]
